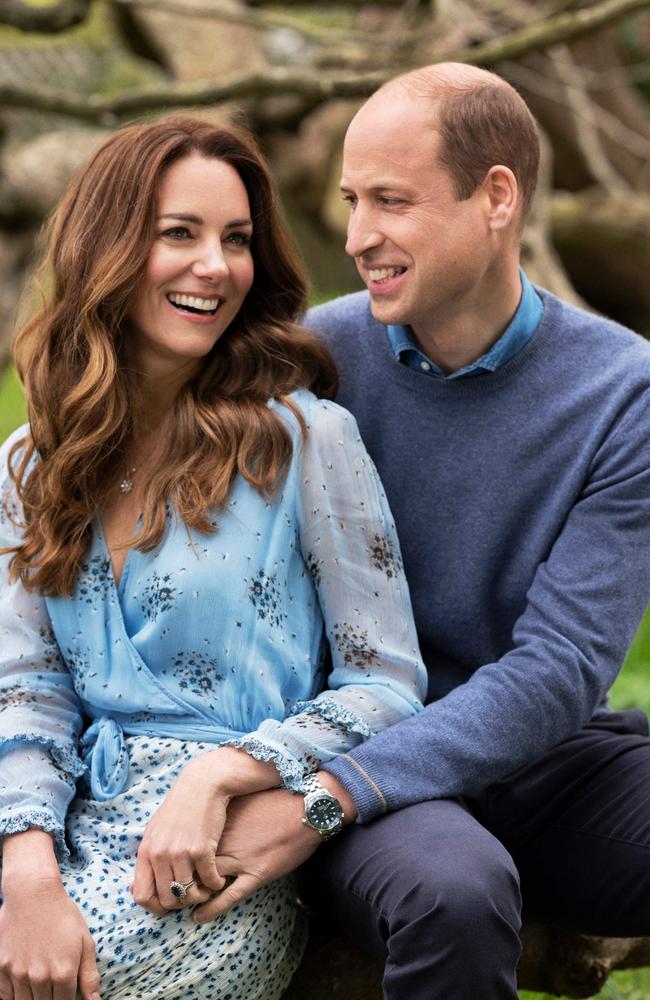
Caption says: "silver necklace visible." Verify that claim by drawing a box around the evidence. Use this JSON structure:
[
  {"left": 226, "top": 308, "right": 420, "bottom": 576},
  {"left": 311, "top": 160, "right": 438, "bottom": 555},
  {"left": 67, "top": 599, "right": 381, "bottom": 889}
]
[{"left": 119, "top": 467, "right": 137, "bottom": 494}]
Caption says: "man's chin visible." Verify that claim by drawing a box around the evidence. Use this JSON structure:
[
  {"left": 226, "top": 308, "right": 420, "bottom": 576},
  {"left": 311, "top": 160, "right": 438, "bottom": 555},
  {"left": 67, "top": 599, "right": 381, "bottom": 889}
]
[{"left": 368, "top": 295, "right": 406, "bottom": 328}]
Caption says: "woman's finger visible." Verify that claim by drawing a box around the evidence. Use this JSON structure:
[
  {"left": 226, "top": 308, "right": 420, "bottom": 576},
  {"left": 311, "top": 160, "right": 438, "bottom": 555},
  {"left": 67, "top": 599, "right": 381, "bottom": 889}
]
[
  {"left": 130, "top": 858, "right": 167, "bottom": 916},
  {"left": 167, "top": 869, "right": 212, "bottom": 908},
  {"left": 12, "top": 975, "right": 35, "bottom": 1000},
  {"left": 51, "top": 967, "right": 77, "bottom": 1000},
  {"left": 152, "top": 859, "right": 188, "bottom": 910},
  {"left": 27, "top": 971, "right": 52, "bottom": 1000},
  {"left": 0, "top": 971, "right": 15, "bottom": 1000},
  {"left": 76, "top": 933, "right": 101, "bottom": 1000}
]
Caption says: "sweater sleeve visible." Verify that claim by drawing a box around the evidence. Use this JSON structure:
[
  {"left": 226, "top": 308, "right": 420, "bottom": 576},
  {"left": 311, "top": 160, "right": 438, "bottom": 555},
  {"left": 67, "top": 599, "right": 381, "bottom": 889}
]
[
  {"left": 324, "top": 391, "right": 650, "bottom": 821},
  {"left": 0, "top": 428, "right": 86, "bottom": 858},
  {"left": 226, "top": 398, "right": 427, "bottom": 791}
]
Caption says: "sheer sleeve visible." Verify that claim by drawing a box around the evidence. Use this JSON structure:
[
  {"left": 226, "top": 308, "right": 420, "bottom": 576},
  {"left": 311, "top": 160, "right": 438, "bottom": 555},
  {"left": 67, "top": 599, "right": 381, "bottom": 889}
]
[
  {"left": 229, "top": 397, "right": 427, "bottom": 790},
  {"left": 0, "top": 427, "right": 85, "bottom": 858}
]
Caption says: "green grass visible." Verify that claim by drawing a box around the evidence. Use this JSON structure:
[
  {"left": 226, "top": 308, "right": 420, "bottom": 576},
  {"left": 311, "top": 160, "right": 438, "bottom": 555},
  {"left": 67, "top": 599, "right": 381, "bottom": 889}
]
[
  {"left": 521, "top": 967, "right": 650, "bottom": 999},
  {"left": 0, "top": 366, "right": 26, "bottom": 441},
  {"left": 1, "top": 363, "right": 650, "bottom": 998}
]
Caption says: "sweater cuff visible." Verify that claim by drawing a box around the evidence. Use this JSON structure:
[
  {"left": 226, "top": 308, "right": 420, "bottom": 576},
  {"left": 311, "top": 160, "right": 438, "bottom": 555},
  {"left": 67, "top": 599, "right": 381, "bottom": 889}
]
[{"left": 323, "top": 749, "right": 392, "bottom": 823}]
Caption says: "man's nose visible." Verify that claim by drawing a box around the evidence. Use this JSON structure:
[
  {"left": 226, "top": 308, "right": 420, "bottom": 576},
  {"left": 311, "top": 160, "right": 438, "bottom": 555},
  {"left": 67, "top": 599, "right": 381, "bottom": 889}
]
[
  {"left": 345, "top": 207, "right": 383, "bottom": 259},
  {"left": 192, "top": 243, "right": 229, "bottom": 280}
]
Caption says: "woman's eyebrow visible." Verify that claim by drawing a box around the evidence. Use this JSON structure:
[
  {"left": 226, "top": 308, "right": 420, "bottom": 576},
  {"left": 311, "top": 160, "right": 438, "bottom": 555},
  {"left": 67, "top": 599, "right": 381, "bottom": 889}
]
[
  {"left": 158, "top": 213, "right": 203, "bottom": 223},
  {"left": 157, "top": 214, "right": 253, "bottom": 227}
]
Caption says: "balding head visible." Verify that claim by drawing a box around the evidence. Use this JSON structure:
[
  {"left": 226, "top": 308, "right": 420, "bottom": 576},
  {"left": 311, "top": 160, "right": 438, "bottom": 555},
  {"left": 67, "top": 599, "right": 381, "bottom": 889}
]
[
  {"left": 380, "top": 61, "right": 505, "bottom": 100},
  {"left": 356, "top": 62, "right": 540, "bottom": 221}
]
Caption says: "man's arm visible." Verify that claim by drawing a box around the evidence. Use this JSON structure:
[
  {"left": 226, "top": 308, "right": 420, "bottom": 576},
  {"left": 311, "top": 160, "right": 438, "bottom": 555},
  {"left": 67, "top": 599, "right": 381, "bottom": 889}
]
[{"left": 321, "top": 388, "right": 650, "bottom": 822}]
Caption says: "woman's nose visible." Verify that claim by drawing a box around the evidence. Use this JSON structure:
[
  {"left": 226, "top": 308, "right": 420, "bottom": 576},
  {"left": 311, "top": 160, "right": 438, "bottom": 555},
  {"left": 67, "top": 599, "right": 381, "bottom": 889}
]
[{"left": 191, "top": 244, "right": 229, "bottom": 280}]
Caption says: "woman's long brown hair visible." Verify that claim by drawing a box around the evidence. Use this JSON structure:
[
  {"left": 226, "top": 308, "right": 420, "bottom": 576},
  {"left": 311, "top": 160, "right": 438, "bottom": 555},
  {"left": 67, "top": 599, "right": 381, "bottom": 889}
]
[{"left": 4, "top": 116, "right": 337, "bottom": 596}]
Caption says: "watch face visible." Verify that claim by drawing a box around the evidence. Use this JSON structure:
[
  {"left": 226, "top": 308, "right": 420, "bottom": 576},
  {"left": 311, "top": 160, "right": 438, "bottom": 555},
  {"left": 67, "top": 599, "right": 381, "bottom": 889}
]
[{"left": 306, "top": 796, "right": 343, "bottom": 831}]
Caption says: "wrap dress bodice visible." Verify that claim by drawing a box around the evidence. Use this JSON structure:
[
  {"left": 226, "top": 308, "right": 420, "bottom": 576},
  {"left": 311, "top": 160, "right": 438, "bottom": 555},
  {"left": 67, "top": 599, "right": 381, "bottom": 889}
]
[{"left": 0, "top": 391, "right": 426, "bottom": 857}]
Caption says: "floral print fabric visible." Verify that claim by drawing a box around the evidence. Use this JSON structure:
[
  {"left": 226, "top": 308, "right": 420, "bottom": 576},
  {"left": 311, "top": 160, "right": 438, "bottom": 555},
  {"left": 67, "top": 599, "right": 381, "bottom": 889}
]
[{"left": 0, "top": 391, "right": 426, "bottom": 856}]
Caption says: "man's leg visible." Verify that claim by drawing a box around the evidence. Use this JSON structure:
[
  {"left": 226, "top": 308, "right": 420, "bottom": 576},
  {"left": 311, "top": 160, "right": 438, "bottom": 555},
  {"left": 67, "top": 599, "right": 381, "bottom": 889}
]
[
  {"left": 303, "top": 798, "right": 522, "bottom": 1000},
  {"left": 474, "top": 710, "right": 650, "bottom": 936}
]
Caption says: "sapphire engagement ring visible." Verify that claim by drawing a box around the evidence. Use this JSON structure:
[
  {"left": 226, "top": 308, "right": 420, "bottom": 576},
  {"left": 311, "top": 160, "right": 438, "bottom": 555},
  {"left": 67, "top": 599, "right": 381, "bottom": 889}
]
[{"left": 169, "top": 879, "right": 195, "bottom": 899}]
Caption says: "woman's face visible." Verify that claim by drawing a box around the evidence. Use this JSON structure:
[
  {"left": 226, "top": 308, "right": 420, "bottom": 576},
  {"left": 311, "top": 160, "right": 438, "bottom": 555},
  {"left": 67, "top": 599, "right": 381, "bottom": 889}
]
[{"left": 128, "top": 153, "right": 255, "bottom": 377}]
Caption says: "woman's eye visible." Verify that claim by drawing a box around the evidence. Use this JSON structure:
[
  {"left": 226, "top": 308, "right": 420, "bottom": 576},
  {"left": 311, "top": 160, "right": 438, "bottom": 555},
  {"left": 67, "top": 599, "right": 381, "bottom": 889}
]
[
  {"left": 225, "top": 232, "right": 252, "bottom": 247},
  {"left": 161, "top": 226, "right": 191, "bottom": 239}
]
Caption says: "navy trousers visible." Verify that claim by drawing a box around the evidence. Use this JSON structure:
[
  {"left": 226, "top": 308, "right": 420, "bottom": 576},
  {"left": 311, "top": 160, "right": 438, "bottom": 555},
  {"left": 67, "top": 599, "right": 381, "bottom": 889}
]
[{"left": 303, "top": 710, "right": 650, "bottom": 999}]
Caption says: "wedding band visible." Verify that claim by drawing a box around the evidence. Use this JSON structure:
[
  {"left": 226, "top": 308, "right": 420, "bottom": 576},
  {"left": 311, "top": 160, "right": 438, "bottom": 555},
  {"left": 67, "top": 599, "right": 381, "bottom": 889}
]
[{"left": 170, "top": 879, "right": 195, "bottom": 899}]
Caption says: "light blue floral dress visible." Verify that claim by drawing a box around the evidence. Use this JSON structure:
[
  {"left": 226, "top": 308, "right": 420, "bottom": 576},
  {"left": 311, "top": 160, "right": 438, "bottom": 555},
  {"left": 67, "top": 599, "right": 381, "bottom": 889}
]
[{"left": 0, "top": 390, "right": 426, "bottom": 1000}]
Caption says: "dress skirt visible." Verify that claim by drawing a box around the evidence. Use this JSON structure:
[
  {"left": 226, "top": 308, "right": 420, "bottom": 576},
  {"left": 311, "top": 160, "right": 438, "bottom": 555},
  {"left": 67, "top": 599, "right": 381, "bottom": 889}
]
[{"left": 61, "top": 736, "right": 308, "bottom": 1000}]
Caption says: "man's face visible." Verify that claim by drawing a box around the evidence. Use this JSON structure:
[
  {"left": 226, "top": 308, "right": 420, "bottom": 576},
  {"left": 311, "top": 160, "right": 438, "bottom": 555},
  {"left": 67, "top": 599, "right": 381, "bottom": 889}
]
[{"left": 341, "top": 94, "right": 494, "bottom": 340}]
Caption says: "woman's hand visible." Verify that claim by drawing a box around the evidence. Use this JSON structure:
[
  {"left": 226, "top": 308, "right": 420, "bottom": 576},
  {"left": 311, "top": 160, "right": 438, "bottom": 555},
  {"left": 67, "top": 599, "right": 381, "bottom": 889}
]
[
  {"left": 131, "top": 746, "right": 281, "bottom": 915},
  {"left": 0, "top": 875, "right": 101, "bottom": 1000}
]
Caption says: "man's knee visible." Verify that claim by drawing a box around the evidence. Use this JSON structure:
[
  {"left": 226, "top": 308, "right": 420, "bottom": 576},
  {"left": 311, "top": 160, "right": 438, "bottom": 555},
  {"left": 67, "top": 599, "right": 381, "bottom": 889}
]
[
  {"left": 386, "top": 821, "right": 522, "bottom": 941},
  {"left": 312, "top": 799, "right": 521, "bottom": 948}
]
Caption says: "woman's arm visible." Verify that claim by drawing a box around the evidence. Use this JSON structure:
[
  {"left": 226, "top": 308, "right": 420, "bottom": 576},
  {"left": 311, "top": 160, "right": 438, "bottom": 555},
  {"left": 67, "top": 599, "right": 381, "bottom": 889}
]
[
  {"left": 223, "top": 397, "right": 427, "bottom": 786},
  {"left": 0, "top": 429, "right": 100, "bottom": 1000},
  {"left": 0, "top": 428, "right": 86, "bottom": 856},
  {"left": 132, "top": 396, "right": 426, "bottom": 917},
  {"left": 130, "top": 745, "right": 284, "bottom": 914}
]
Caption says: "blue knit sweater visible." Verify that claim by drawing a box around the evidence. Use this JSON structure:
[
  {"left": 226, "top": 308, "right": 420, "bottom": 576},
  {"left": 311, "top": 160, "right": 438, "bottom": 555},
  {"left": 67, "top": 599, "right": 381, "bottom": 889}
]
[{"left": 307, "top": 288, "right": 650, "bottom": 823}]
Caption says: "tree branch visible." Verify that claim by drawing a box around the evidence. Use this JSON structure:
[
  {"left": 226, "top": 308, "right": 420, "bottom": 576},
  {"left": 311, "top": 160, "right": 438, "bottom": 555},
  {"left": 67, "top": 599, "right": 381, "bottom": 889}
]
[
  {"left": 446, "top": 0, "right": 650, "bottom": 64},
  {"left": 0, "top": 69, "right": 390, "bottom": 123},
  {"left": 2, "top": 0, "right": 650, "bottom": 121},
  {"left": 0, "top": 0, "right": 93, "bottom": 32},
  {"left": 547, "top": 44, "right": 630, "bottom": 194},
  {"left": 504, "top": 59, "right": 650, "bottom": 160},
  {"left": 111, "top": 0, "right": 380, "bottom": 46}
]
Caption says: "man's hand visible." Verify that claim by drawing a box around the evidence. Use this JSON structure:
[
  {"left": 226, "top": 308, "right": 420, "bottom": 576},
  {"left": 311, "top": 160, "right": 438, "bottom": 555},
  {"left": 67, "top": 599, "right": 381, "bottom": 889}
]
[{"left": 192, "top": 773, "right": 357, "bottom": 923}]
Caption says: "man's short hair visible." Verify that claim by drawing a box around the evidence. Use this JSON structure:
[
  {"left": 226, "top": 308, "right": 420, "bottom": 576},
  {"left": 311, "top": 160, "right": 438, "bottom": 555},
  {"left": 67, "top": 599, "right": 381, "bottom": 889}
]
[{"left": 391, "top": 67, "right": 541, "bottom": 219}]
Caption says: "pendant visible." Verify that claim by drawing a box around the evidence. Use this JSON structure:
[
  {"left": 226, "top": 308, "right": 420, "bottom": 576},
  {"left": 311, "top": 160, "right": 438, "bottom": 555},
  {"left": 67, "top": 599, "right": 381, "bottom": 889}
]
[{"left": 119, "top": 468, "right": 136, "bottom": 494}]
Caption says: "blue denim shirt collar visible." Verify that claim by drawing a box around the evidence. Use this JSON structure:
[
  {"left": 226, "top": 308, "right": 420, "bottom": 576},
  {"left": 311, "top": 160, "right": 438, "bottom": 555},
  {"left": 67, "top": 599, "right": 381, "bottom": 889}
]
[{"left": 386, "top": 269, "right": 543, "bottom": 380}]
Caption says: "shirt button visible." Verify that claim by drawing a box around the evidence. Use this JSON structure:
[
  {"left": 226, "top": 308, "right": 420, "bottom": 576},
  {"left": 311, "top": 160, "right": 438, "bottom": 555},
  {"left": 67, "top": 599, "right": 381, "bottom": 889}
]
[{"left": 420, "top": 361, "right": 431, "bottom": 372}]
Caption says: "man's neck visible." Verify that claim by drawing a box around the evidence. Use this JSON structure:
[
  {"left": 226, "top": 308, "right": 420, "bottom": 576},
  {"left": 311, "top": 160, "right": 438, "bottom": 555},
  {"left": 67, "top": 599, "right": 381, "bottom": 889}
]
[{"left": 410, "top": 264, "right": 523, "bottom": 375}]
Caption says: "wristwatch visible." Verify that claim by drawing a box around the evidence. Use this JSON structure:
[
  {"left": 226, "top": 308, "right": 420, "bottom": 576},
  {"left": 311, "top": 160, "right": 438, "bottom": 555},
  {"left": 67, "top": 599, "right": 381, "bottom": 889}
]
[{"left": 302, "top": 774, "right": 345, "bottom": 840}]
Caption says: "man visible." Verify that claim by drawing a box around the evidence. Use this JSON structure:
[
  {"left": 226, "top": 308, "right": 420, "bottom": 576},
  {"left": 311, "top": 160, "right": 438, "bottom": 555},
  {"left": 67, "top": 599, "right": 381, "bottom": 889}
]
[{"left": 208, "top": 63, "right": 650, "bottom": 998}]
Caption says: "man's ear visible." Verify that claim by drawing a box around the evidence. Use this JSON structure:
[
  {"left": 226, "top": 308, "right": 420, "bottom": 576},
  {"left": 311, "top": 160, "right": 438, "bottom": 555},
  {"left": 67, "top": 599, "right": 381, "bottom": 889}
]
[{"left": 483, "top": 165, "right": 518, "bottom": 231}]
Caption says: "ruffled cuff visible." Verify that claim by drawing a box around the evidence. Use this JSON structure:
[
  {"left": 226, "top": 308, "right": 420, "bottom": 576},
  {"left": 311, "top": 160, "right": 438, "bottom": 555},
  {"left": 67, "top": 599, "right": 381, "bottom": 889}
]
[
  {"left": 0, "top": 734, "right": 86, "bottom": 780},
  {"left": 222, "top": 736, "right": 306, "bottom": 792},
  {"left": 290, "top": 696, "right": 373, "bottom": 738},
  {"left": 0, "top": 808, "right": 68, "bottom": 860}
]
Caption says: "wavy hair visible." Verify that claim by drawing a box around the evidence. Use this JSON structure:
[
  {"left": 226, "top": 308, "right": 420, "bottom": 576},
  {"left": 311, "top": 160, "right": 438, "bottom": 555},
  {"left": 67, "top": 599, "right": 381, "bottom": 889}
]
[{"left": 4, "top": 116, "right": 337, "bottom": 596}]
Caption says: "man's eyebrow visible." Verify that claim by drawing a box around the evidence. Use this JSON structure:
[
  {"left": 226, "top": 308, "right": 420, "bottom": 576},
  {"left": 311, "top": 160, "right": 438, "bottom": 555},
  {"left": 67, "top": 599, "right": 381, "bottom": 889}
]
[{"left": 339, "top": 184, "right": 412, "bottom": 196}]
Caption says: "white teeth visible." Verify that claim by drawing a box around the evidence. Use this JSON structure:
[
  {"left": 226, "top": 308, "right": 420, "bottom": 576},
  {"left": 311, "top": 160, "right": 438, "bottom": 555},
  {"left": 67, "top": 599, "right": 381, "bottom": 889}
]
[
  {"left": 368, "top": 267, "right": 404, "bottom": 282},
  {"left": 167, "top": 293, "right": 219, "bottom": 311}
]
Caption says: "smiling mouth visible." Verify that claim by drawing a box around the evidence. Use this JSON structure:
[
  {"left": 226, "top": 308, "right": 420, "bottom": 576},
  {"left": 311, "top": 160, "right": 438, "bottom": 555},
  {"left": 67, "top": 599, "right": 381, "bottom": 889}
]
[
  {"left": 367, "top": 267, "right": 407, "bottom": 283},
  {"left": 166, "top": 293, "right": 220, "bottom": 316}
]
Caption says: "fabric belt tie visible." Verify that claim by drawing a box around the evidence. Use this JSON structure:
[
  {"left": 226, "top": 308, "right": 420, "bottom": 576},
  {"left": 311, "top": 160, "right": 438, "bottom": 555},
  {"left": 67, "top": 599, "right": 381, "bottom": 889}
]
[{"left": 80, "top": 717, "right": 129, "bottom": 801}]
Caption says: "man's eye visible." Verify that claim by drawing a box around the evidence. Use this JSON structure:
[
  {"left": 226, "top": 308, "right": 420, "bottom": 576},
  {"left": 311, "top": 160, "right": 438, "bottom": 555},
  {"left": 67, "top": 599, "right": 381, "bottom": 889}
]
[
  {"left": 225, "top": 232, "right": 252, "bottom": 246},
  {"left": 378, "top": 197, "right": 403, "bottom": 206},
  {"left": 341, "top": 194, "right": 357, "bottom": 207}
]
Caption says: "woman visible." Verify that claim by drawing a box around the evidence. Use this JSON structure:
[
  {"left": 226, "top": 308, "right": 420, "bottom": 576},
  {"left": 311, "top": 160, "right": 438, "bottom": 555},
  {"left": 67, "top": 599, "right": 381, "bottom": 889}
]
[{"left": 0, "top": 117, "right": 426, "bottom": 1000}]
